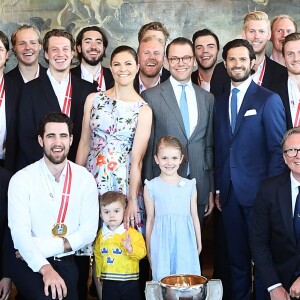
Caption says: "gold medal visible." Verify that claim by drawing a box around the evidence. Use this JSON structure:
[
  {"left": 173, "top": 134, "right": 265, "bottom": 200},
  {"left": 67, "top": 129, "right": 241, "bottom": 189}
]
[{"left": 52, "top": 223, "right": 67, "bottom": 237}]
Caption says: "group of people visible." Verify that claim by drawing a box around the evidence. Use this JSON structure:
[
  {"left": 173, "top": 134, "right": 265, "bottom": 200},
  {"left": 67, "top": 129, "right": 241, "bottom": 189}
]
[{"left": 0, "top": 8, "right": 299, "bottom": 300}]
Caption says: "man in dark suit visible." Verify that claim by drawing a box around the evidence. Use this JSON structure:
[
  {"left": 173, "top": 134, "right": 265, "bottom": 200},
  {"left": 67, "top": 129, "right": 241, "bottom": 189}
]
[
  {"left": 142, "top": 37, "right": 214, "bottom": 224},
  {"left": 0, "top": 167, "right": 12, "bottom": 300},
  {"left": 18, "top": 29, "right": 96, "bottom": 170},
  {"left": 211, "top": 11, "right": 287, "bottom": 97},
  {"left": 252, "top": 127, "right": 300, "bottom": 299},
  {"left": 277, "top": 32, "right": 300, "bottom": 130},
  {"left": 134, "top": 35, "right": 170, "bottom": 94},
  {"left": 214, "top": 39, "right": 286, "bottom": 299},
  {"left": 71, "top": 26, "right": 114, "bottom": 91}
]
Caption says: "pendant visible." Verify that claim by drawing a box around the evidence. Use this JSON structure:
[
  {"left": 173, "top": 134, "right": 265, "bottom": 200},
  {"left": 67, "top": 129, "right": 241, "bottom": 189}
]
[{"left": 52, "top": 223, "right": 67, "bottom": 237}]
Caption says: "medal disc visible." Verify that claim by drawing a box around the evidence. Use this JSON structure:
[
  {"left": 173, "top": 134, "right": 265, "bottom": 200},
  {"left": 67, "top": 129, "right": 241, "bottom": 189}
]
[{"left": 52, "top": 223, "right": 67, "bottom": 237}]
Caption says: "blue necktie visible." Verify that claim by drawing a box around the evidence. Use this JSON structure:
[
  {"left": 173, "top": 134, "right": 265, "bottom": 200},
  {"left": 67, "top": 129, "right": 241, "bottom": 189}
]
[
  {"left": 179, "top": 84, "right": 190, "bottom": 137},
  {"left": 231, "top": 88, "right": 239, "bottom": 133},
  {"left": 294, "top": 187, "right": 300, "bottom": 241}
]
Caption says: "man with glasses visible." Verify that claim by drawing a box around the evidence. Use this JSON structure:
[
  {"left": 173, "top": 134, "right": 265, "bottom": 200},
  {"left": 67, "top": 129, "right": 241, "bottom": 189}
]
[
  {"left": 252, "top": 127, "right": 300, "bottom": 299},
  {"left": 142, "top": 37, "right": 215, "bottom": 224}
]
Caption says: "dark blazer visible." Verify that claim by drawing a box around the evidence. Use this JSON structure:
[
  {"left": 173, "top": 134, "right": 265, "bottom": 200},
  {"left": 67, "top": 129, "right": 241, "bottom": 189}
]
[
  {"left": 0, "top": 167, "right": 12, "bottom": 279},
  {"left": 4, "top": 65, "right": 47, "bottom": 172},
  {"left": 17, "top": 72, "right": 96, "bottom": 169},
  {"left": 134, "top": 67, "right": 170, "bottom": 94},
  {"left": 142, "top": 78, "right": 214, "bottom": 207},
  {"left": 191, "top": 70, "right": 199, "bottom": 86},
  {"left": 210, "top": 55, "right": 288, "bottom": 97},
  {"left": 251, "top": 171, "right": 300, "bottom": 291},
  {"left": 214, "top": 81, "right": 286, "bottom": 206},
  {"left": 71, "top": 64, "right": 114, "bottom": 90},
  {"left": 277, "top": 80, "right": 293, "bottom": 130}
]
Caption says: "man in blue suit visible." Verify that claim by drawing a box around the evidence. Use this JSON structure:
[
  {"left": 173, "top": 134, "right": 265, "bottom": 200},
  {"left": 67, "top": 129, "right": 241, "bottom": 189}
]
[{"left": 214, "top": 39, "right": 286, "bottom": 300}]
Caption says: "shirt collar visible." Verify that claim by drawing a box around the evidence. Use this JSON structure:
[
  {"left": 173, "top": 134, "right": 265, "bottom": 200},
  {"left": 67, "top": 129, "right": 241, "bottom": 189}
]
[
  {"left": 80, "top": 63, "right": 102, "bottom": 80},
  {"left": 170, "top": 75, "right": 193, "bottom": 89},
  {"left": 291, "top": 172, "right": 300, "bottom": 190},
  {"left": 230, "top": 76, "right": 252, "bottom": 94},
  {"left": 40, "top": 157, "right": 69, "bottom": 181},
  {"left": 102, "top": 223, "right": 126, "bottom": 240},
  {"left": 47, "top": 68, "right": 69, "bottom": 85}
]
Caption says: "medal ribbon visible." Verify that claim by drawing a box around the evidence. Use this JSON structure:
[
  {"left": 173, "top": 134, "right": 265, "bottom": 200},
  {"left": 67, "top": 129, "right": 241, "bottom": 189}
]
[
  {"left": 56, "top": 162, "right": 72, "bottom": 224},
  {"left": 96, "top": 67, "right": 103, "bottom": 92},
  {"left": 0, "top": 77, "right": 5, "bottom": 108},
  {"left": 294, "top": 101, "right": 300, "bottom": 127},
  {"left": 257, "top": 59, "right": 266, "bottom": 86},
  {"left": 197, "top": 73, "right": 202, "bottom": 87},
  {"left": 62, "top": 75, "right": 72, "bottom": 116}
]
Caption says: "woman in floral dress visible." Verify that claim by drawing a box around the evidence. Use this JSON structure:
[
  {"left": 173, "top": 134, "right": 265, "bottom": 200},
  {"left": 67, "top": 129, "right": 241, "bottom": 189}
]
[{"left": 76, "top": 45, "right": 152, "bottom": 233}]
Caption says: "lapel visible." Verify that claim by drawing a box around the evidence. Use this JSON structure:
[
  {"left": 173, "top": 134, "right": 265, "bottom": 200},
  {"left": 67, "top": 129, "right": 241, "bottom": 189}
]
[
  {"left": 216, "top": 90, "right": 232, "bottom": 139},
  {"left": 232, "top": 81, "right": 256, "bottom": 138},
  {"left": 278, "top": 172, "right": 297, "bottom": 246},
  {"left": 4, "top": 75, "right": 13, "bottom": 128},
  {"left": 261, "top": 55, "right": 271, "bottom": 88},
  {"left": 279, "top": 80, "right": 292, "bottom": 129},
  {"left": 161, "top": 79, "right": 187, "bottom": 138}
]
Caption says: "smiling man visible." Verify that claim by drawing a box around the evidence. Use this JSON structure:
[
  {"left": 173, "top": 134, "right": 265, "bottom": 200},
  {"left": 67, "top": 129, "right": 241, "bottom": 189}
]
[
  {"left": 211, "top": 11, "right": 287, "bottom": 97},
  {"left": 8, "top": 112, "right": 98, "bottom": 300},
  {"left": 18, "top": 29, "right": 95, "bottom": 169},
  {"left": 191, "top": 28, "right": 219, "bottom": 92},
  {"left": 142, "top": 37, "right": 215, "bottom": 225},
  {"left": 214, "top": 39, "right": 286, "bottom": 299},
  {"left": 71, "top": 26, "right": 114, "bottom": 91}
]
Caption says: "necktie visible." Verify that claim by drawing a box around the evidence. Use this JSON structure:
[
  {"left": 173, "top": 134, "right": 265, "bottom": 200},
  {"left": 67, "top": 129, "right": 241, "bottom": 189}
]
[
  {"left": 231, "top": 88, "right": 239, "bottom": 133},
  {"left": 294, "top": 186, "right": 300, "bottom": 241},
  {"left": 179, "top": 84, "right": 190, "bottom": 137}
]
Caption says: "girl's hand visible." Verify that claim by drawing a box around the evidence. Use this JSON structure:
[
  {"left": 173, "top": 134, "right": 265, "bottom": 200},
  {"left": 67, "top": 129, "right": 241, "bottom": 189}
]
[
  {"left": 197, "top": 244, "right": 202, "bottom": 255},
  {"left": 124, "top": 198, "right": 138, "bottom": 230},
  {"left": 96, "top": 277, "right": 103, "bottom": 285},
  {"left": 122, "top": 232, "right": 133, "bottom": 254}
]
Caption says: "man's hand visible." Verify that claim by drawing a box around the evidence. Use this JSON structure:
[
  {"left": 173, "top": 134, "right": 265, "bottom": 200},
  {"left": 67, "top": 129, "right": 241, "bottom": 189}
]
[
  {"left": 15, "top": 250, "right": 23, "bottom": 260},
  {"left": 204, "top": 192, "right": 215, "bottom": 217},
  {"left": 0, "top": 277, "right": 11, "bottom": 300},
  {"left": 290, "top": 276, "right": 300, "bottom": 298},
  {"left": 215, "top": 194, "right": 222, "bottom": 211},
  {"left": 270, "top": 286, "right": 290, "bottom": 300},
  {"left": 39, "top": 264, "right": 67, "bottom": 300}
]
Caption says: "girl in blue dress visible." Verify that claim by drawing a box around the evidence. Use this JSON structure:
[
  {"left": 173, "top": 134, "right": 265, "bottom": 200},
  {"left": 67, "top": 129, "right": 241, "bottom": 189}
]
[{"left": 144, "top": 135, "right": 202, "bottom": 281}]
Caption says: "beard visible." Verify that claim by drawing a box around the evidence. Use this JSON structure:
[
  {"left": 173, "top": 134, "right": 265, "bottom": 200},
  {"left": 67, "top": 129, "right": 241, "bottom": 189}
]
[
  {"left": 82, "top": 50, "right": 103, "bottom": 66},
  {"left": 44, "top": 147, "right": 68, "bottom": 165},
  {"left": 227, "top": 67, "right": 251, "bottom": 83},
  {"left": 196, "top": 57, "right": 217, "bottom": 71}
]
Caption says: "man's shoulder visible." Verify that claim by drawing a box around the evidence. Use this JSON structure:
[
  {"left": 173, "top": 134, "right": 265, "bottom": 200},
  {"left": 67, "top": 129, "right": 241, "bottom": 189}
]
[
  {"left": 69, "top": 161, "right": 97, "bottom": 182},
  {"left": 260, "top": 171, "right": 290, "bottom": 190},
  {"left": 265, "top": 55, "right": 287, "bottom": 74},
  {"left": 142, "top": 79, "right": 169, "bottom": 96}
]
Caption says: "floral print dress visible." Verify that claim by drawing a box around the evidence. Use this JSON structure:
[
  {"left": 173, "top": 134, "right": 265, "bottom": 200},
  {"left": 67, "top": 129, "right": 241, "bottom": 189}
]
[{"left": 86, "top": 92, "right": 147, "bottom": 235}]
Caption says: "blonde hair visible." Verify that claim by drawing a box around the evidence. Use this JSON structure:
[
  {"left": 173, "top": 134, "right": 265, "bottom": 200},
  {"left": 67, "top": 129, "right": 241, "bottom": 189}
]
[{"left": 243, "top": 11, "right": 270, "bottom": 31}]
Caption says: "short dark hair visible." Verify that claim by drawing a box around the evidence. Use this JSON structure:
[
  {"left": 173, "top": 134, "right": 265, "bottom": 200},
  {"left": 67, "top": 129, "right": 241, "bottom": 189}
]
[
  {"left": 38, "top": 112, "right": 73, "bottom": 138},
  {"left": 222, "top": 39, "right": 256, "bottom": 61},
  {"left": 192, "top": 28, "right": 220, "bottom": 51},
  {"left": 138, "top": 21, "right": 169, "bottom": 44},
  {"left": 43, "top": 29, "right": 75, "bottom": 53},
  {"left": 110, "top": 45, "right": 138, "bottom": 65},
  {"left": 75, "top": 26, "right": 108, "bottom": 60},
  {"left": 100, "top": 191, "right": 126, "bottom": 209},
  {"left": 166, "top": 37, "right": 194, "bottom": 58},
  {"left": 282, "top": 32, "right": 300, "bottom": 56}
]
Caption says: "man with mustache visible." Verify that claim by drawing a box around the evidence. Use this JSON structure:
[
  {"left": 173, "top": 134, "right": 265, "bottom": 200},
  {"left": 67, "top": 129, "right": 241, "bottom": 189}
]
[
  {"left": 211, "top": 11, "right": 287, "bottom": 97},
  {"left": 270, "top": 15, "right": 297, "bottom": 66},
  {"left": 72, "top": 26, "right": 114, "bottom": 91},
  {"left": 191, "top": 28, "right": 219, "bottom": 92},
  {"left": 214, "top": 39, "right": 286, "bottom": 299}
]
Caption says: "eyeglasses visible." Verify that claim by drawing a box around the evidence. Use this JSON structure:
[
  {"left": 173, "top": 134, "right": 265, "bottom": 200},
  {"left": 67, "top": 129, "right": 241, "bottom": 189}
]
[
  {"left": 168, "top": 56, "right": 193, "bottom": 65},
  {"left": 283, "top": 148, "right": 300, "bottom": 158}
]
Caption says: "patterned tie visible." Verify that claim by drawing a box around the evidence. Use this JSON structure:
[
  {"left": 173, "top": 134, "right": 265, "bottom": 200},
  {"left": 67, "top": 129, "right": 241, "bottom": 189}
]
[
  {"left": 294, "top": 186, "right": 300, "bottom": 241},
  {"left": 179, "top": 84, "right": 190, "bottom": 137},
  {"left": 231, "top": 88, "right": 240, "bottom": 133}
]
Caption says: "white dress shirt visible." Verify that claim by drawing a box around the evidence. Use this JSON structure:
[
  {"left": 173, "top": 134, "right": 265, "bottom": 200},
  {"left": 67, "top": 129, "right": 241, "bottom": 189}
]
[
  {"left": 251, "top": 57, "right": 265, "bottom": 85},
  {"left": 0, "top": 75, "right": 6, "bottom": 159},
  {"left": 80, "top": 64, "right": 106, "bottom": 91},
  {"left": 170, "top": 76, "right": 198, "bottom": 136},
  {"left": 8, "top": 158, "right": 99, "bottom": 272},
  {"left": 288, "top": 77, "right": 300, "bottom": 126}
]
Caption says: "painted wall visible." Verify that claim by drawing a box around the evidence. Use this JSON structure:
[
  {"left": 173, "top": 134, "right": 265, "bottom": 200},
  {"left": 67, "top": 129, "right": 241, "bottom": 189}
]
[{"left": 0, "top": 0, "right": 299, "bottom": 70}]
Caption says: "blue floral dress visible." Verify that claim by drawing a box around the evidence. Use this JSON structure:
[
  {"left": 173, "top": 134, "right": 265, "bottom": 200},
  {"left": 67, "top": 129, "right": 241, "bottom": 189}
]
[{"left": 86, "top": 92, "right": 147, "bottom": 234}]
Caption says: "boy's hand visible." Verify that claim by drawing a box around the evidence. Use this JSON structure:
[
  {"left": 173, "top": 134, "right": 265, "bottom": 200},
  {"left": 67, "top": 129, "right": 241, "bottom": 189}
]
[{"left": 121, "top": 232, "right": 133, "bottom": 254}]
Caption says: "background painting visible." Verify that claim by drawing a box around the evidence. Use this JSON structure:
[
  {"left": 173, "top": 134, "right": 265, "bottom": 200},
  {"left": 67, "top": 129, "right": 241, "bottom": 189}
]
[{"left": 0, "top": 0, "right": 299, "bottom": 71}]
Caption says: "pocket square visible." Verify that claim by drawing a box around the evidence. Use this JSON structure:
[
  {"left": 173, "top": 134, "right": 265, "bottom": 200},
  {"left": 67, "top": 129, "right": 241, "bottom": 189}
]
[{"left": 244, "top": 109, "right": 257, "bottom": 116}]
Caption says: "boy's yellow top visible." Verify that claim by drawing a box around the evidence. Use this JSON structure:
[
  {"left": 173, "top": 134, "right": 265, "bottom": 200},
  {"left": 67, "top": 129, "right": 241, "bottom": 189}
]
[{"left": 94, "top": 223, "right": 146, "bottom": 281}]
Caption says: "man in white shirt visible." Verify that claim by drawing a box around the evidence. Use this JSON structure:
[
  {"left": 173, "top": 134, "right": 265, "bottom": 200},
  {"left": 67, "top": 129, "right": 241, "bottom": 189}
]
[
  {"left": 71, "top": 26, "right": 114, "bottom": 91},
  {"left": 252, "top": 127, "right": 300, "bottom": 299},
  {"left": 270, "top": 15, "right": 297, "bottom": 66},
  {"left": 8, "top": 112, "right": 99, "bottom": 300},
  {"left": 277, "top": 32, "right": 300, "bottom": 130}
]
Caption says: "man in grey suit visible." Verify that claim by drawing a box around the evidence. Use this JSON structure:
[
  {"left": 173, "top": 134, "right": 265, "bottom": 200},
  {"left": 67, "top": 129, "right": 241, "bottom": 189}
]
[{"left": 142, "top": 37, "right": 214, "bottom": 223}]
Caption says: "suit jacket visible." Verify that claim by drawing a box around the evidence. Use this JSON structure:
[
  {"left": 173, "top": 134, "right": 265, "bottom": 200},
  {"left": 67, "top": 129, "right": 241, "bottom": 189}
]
[
  {"left": 134, "top": 67, "right": 170, "bottom": 94},
  {"left": 0, "top": 167, "right": 12, "bottom": 279},
  {"left": 17, "top": 72, "right": 96, "bottom": 169},
  {"left": 4, "top": 65, "right": 47, "bottom": 172},
  {"left": 71, "top": 64, "right": 114, "bottom": 90},
  {"left": 251, "top": 171, "right": 300, "bottom": 291},
  {"left": 214, "top": 80, "right": 286, "bottom": 206},
  {"left": 277, "top": 79, "right": 293, "bottom": 130},
  {"left": 142, "top": 78, "right": 214, "bottom": 206},
  {"left": 210, "top": 55, "right": 288, "bottom": 97}
]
